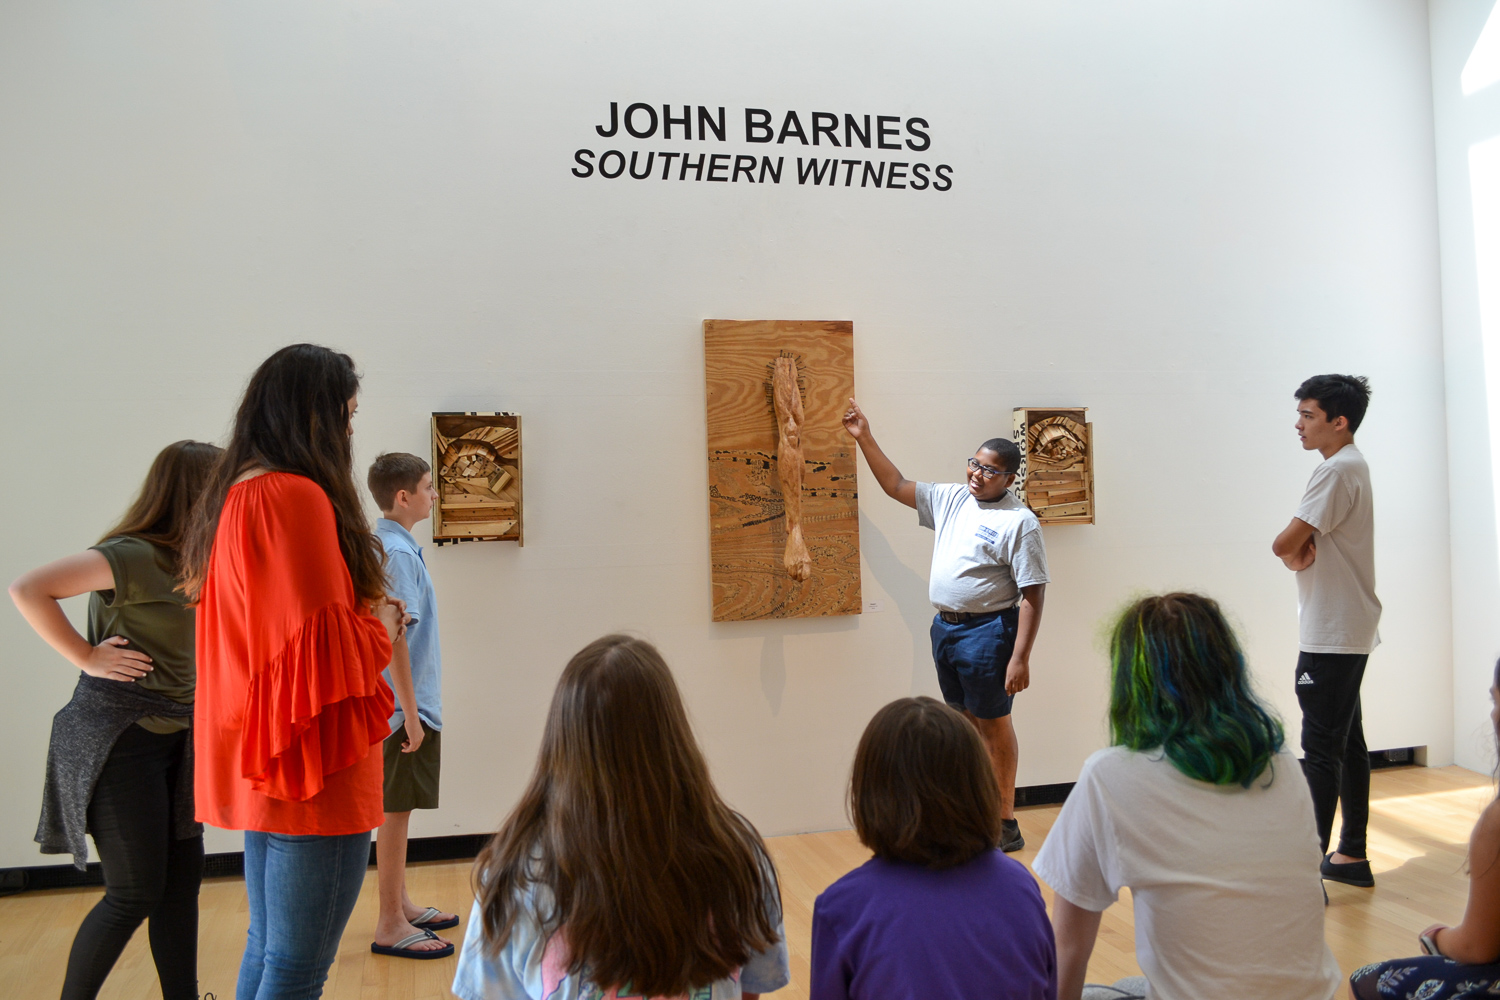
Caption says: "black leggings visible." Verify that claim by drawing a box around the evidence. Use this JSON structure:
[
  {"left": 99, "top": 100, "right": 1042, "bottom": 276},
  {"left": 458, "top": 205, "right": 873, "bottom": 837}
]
[
  {"left": 61, "top": 724, "right": 203, "bottom": 1000},
  {"left": 1296, "top": 650, "right": 1371, "bottom": 859}
]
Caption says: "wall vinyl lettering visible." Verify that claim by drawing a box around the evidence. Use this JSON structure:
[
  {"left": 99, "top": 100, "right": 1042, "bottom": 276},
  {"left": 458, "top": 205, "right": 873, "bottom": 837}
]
[{"left": 572, "top": 102, "right": 954, "bottom": 192}]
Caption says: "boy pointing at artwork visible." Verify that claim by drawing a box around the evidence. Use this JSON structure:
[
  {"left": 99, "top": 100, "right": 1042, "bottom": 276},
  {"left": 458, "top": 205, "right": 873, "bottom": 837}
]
[{"left": 843, "top": 399, "right": 1048, "bottom": 851}]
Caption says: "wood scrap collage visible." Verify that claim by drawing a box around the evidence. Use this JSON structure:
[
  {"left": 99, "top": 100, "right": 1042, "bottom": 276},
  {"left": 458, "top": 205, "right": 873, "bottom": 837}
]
[{"left": 431, "top": 322, "right": 1094, "bottom": 617}]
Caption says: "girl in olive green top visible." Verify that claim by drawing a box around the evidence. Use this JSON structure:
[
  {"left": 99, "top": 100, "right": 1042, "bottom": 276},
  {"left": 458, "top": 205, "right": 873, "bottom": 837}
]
[{"left": 10, "top": 440, "right": 221, "bottom": 1000}]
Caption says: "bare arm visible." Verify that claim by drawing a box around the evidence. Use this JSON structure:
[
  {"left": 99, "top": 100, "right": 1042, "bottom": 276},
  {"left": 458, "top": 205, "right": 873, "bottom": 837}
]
[
  {"left": 1272, "top": 517, "right": 1317, "bottom": 571},
  {"left": 1427, "top": 802, "right": 1500, "bottom": 963},
  {"left": 1052, "top": 895, "right": 1104, "bottom": 1000},
  {"left": 8, "top": 550, "right": 155, "bottom": 681},
  {"left": 841, "top": 398, "right": 917, "bottom": 509},
  {"left": 385, "top": 634, "right": 425, "bottom": 753},
  {"left": 1006, "top": 583, "right": 1045, "bottom": 695}
]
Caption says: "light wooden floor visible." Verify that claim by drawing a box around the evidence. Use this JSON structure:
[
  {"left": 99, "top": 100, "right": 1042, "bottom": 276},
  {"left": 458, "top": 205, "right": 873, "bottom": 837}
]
[{"left": 0, "top": 765, "right": 1489, "bottom": 999}]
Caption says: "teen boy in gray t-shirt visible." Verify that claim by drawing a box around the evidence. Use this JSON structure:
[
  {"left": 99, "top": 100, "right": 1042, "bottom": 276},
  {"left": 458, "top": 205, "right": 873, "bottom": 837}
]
[
  {"left": 843, "top": 398, "right": 1049, "bottom": 852},
  {"left": 1271, "top": 374, "right": 1380, "bottom": 890}
]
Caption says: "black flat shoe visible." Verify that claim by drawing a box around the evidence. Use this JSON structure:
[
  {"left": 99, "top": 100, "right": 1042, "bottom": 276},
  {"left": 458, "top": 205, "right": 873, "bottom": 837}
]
[
  {"left": 1000, "top": 821, "right": 1025, "bottom": 853},
  {"left": 1321, "top": 853, "right": 1374, "bottom": 887}
]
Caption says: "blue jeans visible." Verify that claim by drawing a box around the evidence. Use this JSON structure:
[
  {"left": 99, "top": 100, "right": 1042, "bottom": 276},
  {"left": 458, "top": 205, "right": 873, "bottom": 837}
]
[{"left": 237, "top": 830, "right": 371, "bottom": 1000}]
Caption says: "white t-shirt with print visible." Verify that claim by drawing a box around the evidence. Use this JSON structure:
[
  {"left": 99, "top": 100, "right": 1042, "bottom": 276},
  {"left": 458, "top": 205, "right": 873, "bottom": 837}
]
[
  {"left": 1294, "top": 443, "right": 1381, "bottom": 654},
  {"left": 451, "top": 887, "right": 790, "bottom": 1000},
  {"left": 1032, "top": 747, "right": 1340, "bottom": 1000},
  {"left": 915, "top": 483, "right": 1049, "bottom": 614}
]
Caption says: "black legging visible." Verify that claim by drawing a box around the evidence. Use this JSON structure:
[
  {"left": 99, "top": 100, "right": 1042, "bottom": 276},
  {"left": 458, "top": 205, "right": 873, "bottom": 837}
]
[
  {"left": 61, "top": 724, "right": 203, "bottom": 1000},
  {"left": 1295, "top": 650, "right": 1371, "bottom": 858}
]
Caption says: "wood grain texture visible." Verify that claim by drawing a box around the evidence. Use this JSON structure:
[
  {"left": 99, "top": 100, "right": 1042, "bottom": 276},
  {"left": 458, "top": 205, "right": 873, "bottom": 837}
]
[
  {"left": 431, "top": 412, "right": 524, "bottom": 547},
  {"left": 1, "top": 766, "right": 1485, "bottom": 999},
  {"left": 1013, "top": 407, "right": 1095, "bottom": 525},
  {"left": 705, "top": 320, "right": 860, "bottom": 621}
]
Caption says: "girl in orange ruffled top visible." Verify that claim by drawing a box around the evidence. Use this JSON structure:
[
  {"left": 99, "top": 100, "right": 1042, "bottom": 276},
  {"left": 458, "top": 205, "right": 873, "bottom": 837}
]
[{"left": 182, "top": 344, "right": 405, "bottom": 999}]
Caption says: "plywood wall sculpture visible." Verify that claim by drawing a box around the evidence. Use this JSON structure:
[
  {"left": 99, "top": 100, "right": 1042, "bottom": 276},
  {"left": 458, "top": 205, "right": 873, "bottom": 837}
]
[
  {"left": 1013, "top": 407, "right": 1094, "bottom": 524},
  {"left": 704, "top": 320, "right": 861, "bottom": 621},
  {"left": 431, "top": 412, "right": 523, "bottom": 546}
]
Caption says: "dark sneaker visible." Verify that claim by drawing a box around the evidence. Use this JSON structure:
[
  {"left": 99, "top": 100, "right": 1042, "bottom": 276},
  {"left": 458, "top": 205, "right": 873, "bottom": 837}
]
[
  {"left": 1320, "top": 853, "right": 1374, "bottom": 887},
  {"left": 1000, "top": 820, "right": 1025, "bottom": 853}
]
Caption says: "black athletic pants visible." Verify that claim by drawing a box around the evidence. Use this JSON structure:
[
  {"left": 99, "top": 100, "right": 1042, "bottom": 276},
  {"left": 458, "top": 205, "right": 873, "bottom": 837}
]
[
  {"left": 62, "top": 724, "right": 203, "bottom": 1000},
  {"left": 1295, "top": 650, "right": 1370, "bottom": 860}
]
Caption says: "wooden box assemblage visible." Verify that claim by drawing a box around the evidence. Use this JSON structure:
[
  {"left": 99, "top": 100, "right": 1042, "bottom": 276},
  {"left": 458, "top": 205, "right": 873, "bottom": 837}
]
[
  {"left": 1013, "top": 407, "right": 1094, "bottom": 525},
  {"left": 431, "top": 412, "right": 523, "bottom": 546}
]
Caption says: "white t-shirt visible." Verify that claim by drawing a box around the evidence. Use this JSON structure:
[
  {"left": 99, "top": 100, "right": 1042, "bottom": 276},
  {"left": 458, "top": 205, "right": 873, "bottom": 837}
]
[
  {"left": 1294, "top": 443, "right": 1381, "bottom": 654},
  {"left": 1033, "top": 747, "right": 1340, "bottom": 1000},
  {"left": 915, "top": 483, "right": 1049, "bottom": 613}
]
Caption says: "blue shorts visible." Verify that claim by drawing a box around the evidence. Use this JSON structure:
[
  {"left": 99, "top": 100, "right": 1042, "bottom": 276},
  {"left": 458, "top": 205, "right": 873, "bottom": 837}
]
[{"left": 930, "top": 607, "right": 1019, "bottom": 720}]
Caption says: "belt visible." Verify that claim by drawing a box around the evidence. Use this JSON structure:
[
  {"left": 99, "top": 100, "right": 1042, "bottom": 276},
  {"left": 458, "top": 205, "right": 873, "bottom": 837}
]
[{"left": 937, "top": 607, "right": 1013, "bottom": 624}]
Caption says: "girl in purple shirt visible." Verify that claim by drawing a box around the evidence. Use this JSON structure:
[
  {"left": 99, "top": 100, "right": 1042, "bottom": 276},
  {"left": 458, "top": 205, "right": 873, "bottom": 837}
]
[{"left": 810, "top": 696, "right": 1057, "bottom": 1000}]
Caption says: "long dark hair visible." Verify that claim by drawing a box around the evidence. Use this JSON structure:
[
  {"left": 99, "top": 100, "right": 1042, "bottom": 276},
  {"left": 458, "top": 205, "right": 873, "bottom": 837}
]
[
  {"left": 1492, "top": 658, "right": 1500, "bottom": 797},
  {"left": 181, "top": 344, "right": 384, "bottom": 602},
  {"left": 101, "top": 440, "right": 223, "bottom": 571},
  {"left": 1109, "top": 593, "right": 1285, "bottom": 788},
  {"left": 849, "top": 697, "right": 1000, "bottom": 869},
  {"left": 1473, "top": 657, "right": 1500, "bottom": 878},
  {"left": 474, "top": 635, "right": 780, "bottom": 997}
]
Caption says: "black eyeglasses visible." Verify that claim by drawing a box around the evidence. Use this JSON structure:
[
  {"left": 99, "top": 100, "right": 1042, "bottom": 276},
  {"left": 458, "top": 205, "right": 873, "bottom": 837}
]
[{"left": 967, "top": 458, "right": 1008, "bottom": 479}]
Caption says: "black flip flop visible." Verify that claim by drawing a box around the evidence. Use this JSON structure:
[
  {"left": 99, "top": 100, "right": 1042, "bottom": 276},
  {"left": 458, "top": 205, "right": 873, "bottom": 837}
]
[
  {"left": 370, "top": 928, "right": 455, "bottom": 960},
  {"left": 411, "top": 905, "right": 460, "bottom": 931}
]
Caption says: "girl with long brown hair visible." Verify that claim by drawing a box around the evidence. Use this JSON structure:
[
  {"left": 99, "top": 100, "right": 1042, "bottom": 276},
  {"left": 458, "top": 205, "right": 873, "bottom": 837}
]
[
  {"left": 11, "top": 439, "right": 222, "bottom": 1000},
  {"left": 452, "top": 635, "right": 789, "bottom": 1000},
  {"left": 183, "top": 344, "right": 405, "bottom": 999}
]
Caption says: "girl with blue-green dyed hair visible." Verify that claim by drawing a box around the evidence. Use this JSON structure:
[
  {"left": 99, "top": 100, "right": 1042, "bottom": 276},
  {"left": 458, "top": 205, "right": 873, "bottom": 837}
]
[
  {"left": 1107, "top": 591, "right": 1285, "bottom": 788},
  {"left": 1033, "top": 593, "right": 1341, "bottom": 1000}
]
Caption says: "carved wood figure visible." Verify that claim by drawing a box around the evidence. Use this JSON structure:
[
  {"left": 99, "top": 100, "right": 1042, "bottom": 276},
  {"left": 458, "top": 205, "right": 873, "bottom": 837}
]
[
  {"left": 704, "top": 320, "right": 860, "bottom": 621},
  {"left": 431, "top": 412, "right": 524, "bottom": 545},
  {"left": 1012, "top": 407, "right": 1094, "bottom": 524},
  {"left": 772, "top": 356, "right": 813, "bottom": 581}
]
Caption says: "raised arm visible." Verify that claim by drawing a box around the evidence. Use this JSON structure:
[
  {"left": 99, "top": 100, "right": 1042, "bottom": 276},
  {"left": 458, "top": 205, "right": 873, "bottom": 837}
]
[
  {"left": 9, "top": 551, "right": 155, "bottom": 681},
  {"left": 1271, "top": 517, "right": 1317, "bottom": 571},
  {"left": 841, "top": 398, "right": 916, "bottom": 509}
]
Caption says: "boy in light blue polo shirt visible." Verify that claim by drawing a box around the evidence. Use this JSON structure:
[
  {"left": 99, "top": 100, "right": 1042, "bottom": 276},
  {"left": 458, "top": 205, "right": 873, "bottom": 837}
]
[{"left": 367, "top": 453, "right": 457, "bottom": 959}]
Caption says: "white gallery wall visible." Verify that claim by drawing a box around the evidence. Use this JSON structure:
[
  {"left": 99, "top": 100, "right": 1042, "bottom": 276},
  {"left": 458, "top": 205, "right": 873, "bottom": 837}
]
[
  {"left": 0, "top": 0, "right": 1452, "bottom": 866},
  {"left": 1431, "top": 0, "right": 1500, "bottom": 772}
]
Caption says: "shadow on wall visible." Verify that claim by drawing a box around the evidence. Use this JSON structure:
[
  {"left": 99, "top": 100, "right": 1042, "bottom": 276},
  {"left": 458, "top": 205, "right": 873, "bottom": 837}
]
[
  {"left": 856, "top": 510, "right": 934, "bottom": 698},
  {"left": 709, "top": 613, "right": 858, "bottom": 716},
  {"left": 703, "top": 509, "right": 934, "bottom": 717}
]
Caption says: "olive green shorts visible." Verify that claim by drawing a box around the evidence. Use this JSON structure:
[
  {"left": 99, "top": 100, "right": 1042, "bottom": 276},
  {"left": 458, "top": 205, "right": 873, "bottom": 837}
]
[{"left": 382, "top": 721, "right": 440, "bottom": 813}]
